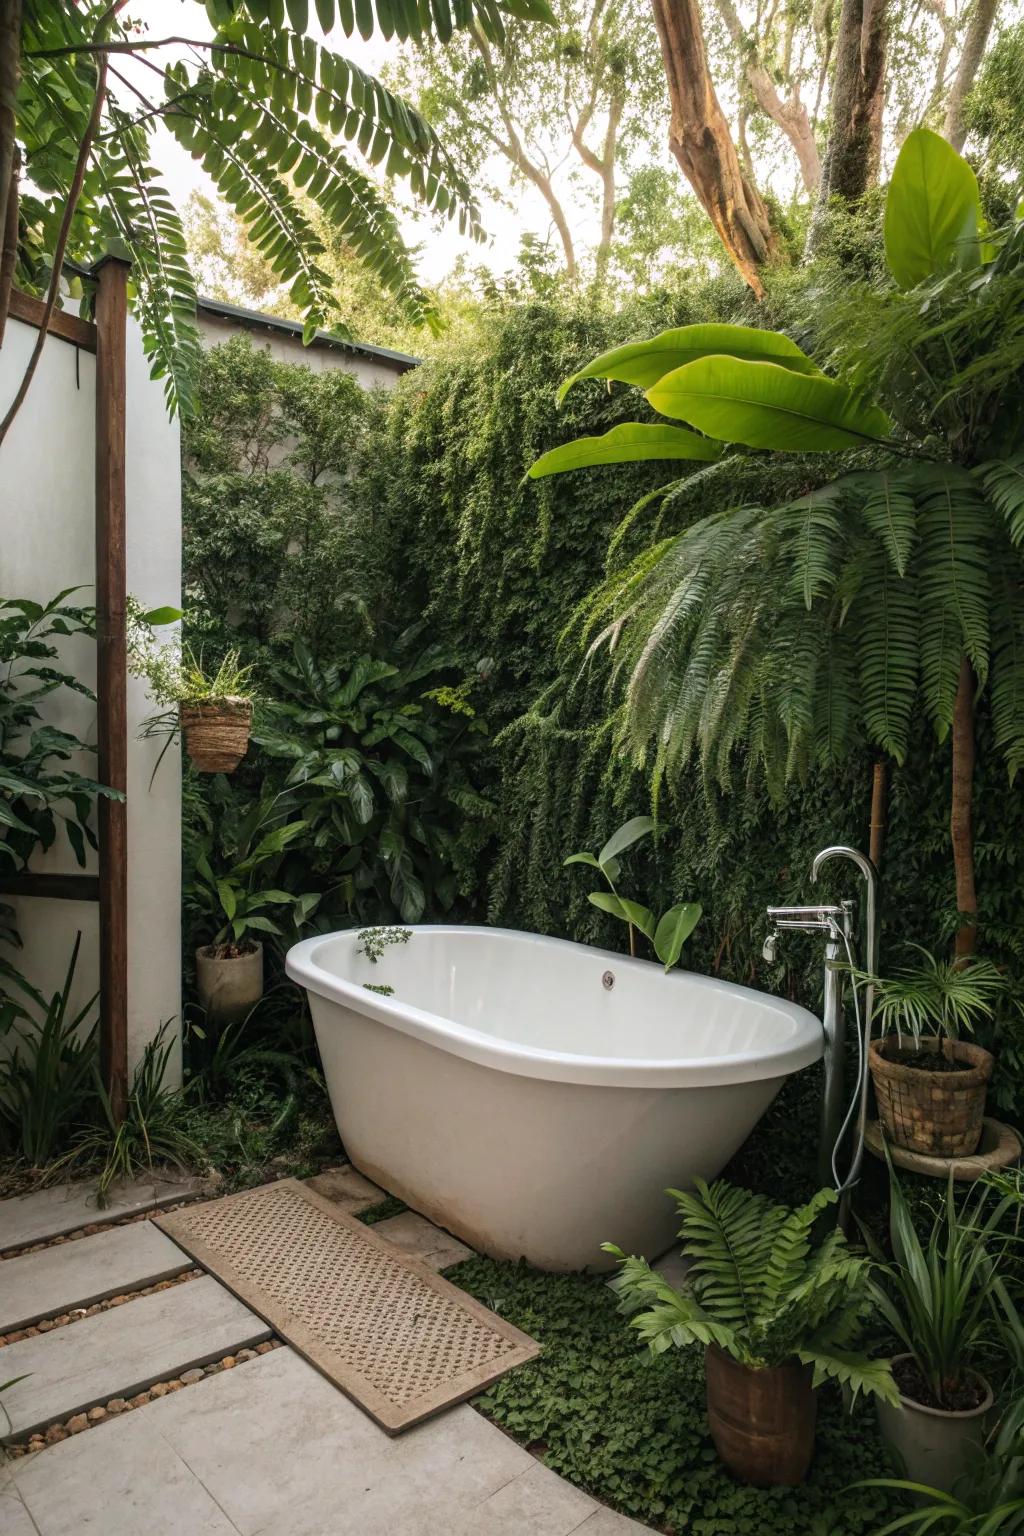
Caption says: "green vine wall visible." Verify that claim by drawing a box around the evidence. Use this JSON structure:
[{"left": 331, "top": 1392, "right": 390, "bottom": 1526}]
[{"left": 184, "top": 290, "right": 1024, "bottom": 1125}]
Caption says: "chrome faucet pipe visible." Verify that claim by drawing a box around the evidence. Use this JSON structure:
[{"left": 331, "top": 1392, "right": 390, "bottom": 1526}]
[{"left": 810, "top": 846, "right": 880, "bottom": 1214}]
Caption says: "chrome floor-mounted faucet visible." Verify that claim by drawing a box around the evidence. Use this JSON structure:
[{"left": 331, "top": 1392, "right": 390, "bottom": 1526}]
[{"left": 764, "top": 847, "right": 879, "bottom": 1213}]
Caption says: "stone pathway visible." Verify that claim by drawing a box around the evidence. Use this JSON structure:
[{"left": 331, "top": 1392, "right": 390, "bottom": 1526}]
[{"left": 0, "top": 1171, "right": 648, "bottom": 1536}]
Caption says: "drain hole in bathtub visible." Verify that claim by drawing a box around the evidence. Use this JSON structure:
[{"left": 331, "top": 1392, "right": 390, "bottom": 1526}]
[{"left": 602, "top": 970, "right": 615, "bottom": 990}]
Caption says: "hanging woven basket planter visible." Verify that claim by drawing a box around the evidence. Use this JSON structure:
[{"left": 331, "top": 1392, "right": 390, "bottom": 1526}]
[{"left": 180, "top": 698, "right": 253, "bottom": 773}]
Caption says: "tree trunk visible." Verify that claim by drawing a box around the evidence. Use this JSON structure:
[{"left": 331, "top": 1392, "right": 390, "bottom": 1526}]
[
  {"left": 808, "top": 0, "right": 887, "bottom": 245},
  {"left": 951, "top": 656, "right": 977, "bottom": 959},
  {"left": 649, "top": 0, "right": 778, "bottom": 297},
  {"left": 713, "top": 0, "right": 821, "bottom": 193},
  {"left": 869, "top": 758, "right": 888, "bottom": 870},
  {"left": 943, "top": 0, "right": 999, "bottom": 151},
  {"left": 0, "top": 0, "right": 21, "bottom": 340}
]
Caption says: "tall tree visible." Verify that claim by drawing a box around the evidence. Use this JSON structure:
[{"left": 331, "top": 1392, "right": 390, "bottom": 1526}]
[
  {"left": 389, "top": 0, "right": 666, "bottom": 279},
  {"left": 709, "top": 0, "right": 822, "bottom": 194},
  {"left": 650, "top": 0, "right": 777, "bottom": 295},
  {"left": 813, "top": 0, "right": 888, "bottom": 224},
  {"left": 943, "top": 0, "right": 1000, "bottom": 150}
]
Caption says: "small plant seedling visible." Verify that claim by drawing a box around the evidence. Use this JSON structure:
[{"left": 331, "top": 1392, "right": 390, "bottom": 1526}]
[
  {"left": 363, "top": 983, "right": 396, "bottom": 996},
  {"left": 564, "top": 818, "right": 701, "bottom": 970}
]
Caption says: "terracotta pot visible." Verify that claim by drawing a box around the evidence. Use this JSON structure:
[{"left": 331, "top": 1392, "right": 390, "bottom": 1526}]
[
  {"left": 705, "top": 1345, "right": 816, "bottom": 1486},
  {"left": 195, "top": 942, "right": 263, "bottom": 1026},
  {"left": 180, "top": 699, "right": 252, "bottom": 773},
  {"left": 875, "top": 1356, "right": 994, "bottom": 1493},
  {"left": 869, "top": 1036, "right": 993, "bottom": 1157}
]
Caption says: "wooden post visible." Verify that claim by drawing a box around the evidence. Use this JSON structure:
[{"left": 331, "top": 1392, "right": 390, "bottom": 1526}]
[{"left": 94, "top": 255, "right": 130, "bottom": 1120}]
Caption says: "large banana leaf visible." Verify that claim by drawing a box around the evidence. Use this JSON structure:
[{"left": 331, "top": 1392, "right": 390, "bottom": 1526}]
[
  {"left": 528, "top": 424, "right": 720, "bottom": 479},
  {"left": 557, "top": 324, "right": 821, "bottom": 404},
  {"left": 647, "top": 358, "right": 891, "bottom": 452},
  {"left": 883, "top": 128, "right": 982, "bottom": 290}
]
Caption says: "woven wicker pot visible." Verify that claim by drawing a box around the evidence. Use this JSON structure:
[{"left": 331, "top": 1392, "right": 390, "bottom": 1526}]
[
  {"left": 705, "top": 1345, "right": 817, "bottom": 1486},
  {"left": 180, "top": 699, "right": 252, "bottom": 773},
  {"left": 869, "top": 1036, "right": 993, "bottom": 1157}
]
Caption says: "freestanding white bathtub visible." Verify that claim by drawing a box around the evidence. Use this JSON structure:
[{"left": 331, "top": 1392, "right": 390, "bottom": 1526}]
[{"left": 286, "top": 926, "right": 823, "bottom": 1271}]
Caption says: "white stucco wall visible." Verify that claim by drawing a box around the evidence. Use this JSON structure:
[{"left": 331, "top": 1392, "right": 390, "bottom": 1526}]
[
  {"left": 196, "top": 310, "right": 414, "bottom": 390},
  {"left": 0, "top": 308, "right": 183, "bottom": 1081}
]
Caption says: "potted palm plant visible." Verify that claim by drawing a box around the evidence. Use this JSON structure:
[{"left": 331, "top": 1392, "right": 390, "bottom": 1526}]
[
  {"left": 605, "top": 1180, "right": 897, "bottom": 1486},
  {"left": 866, "top": 1159, "right": 1024, "bottom": 1493},
  {"left": 187, "top": 800, "right": 319, "bottom": 1025},
  {"left": 854, "top": 945, "right": 1006, "bottom": 1157}
]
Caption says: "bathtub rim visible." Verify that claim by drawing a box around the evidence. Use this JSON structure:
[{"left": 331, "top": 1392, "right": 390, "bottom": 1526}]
[{"left": 286, "top": 925, "right": 823, "bottom": 1089}]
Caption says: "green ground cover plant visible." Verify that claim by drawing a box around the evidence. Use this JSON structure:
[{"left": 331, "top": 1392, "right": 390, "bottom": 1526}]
[{"left": 452, "top": 1254, "right": 902, "bottom": 1535}]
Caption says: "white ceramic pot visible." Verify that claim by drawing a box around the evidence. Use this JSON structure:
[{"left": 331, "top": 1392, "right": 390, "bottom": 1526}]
[
  {"left": 875, "top": 1356, "right": 994, "bottom": 1494},
  {"left": 195, "top": 942, "right": 263, "bottom": 1026}
]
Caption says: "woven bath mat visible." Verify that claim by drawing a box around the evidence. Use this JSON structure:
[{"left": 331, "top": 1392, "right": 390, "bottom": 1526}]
[{"left": 156, "top": 1179, "right": 539, "bottom": 1433}]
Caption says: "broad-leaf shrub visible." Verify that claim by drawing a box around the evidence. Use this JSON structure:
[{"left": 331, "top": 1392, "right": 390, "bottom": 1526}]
[{"left": 252, "top": 639, "right": 492, "bottom": 924}]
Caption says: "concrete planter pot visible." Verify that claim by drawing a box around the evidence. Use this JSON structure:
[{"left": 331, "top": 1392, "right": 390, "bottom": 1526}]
[
  {"left": 875, "top": 1356, "right": 994, "bottom": 1493},
  {"left": 196, "top": 942, "right": 263, "bottom": 1026},
  {"left": 869, "top": 1036, "right": 993, "bottom": 1157},
  {"left": 705, "top": 1345, "right": 817, "bottom": 1486}
]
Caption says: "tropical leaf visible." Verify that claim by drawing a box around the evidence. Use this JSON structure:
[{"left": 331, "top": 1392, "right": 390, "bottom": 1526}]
[
  {"left": 883, "top": 127, "right": 982, "bottom": 290},
  {"left": 528, "top": 424, "right": 720, "bottom": 479},
  {"left": 915, "top": 466, "right": 992, "bottom": 734},
  {"left": 977, "top": 453, "right": 1024, "bottom": 547},
  {"left": 557, "top": 324, "right": 823, "bottom": 403},
  {"left": 855, "top": 559, "right": 919, "bottom": 763},
  {"left": 653, "top": 903, "right": 701, "bottom": 970},
  {"left": 647, "top": 358, "right": 892, "bottom": 452},
  {"left": 598, "top": 815, "right": 655, "bottom": 867}
]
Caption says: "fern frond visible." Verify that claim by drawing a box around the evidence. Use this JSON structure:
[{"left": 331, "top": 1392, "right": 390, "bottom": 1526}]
[
  {"left": 976, "top": 452, "right": 1024, "bottom": 547},
  {"left": 915, "top": 465, "right": 992, "bottom": 730},
  {"left": 797, "top": 1347, "right": 899, "bottom": 1405},
  {"left": 852, "top": 469, "right": 918, "bottom": 576},
  {"left": 855, "top": 557, "right": 919, "bottom": 763},
  {"left": 762, "top": 1187, "right": 838, "bottom": 1312},
  {"left": 990, "top": 560, "right": 1024, "bottom": 781}
]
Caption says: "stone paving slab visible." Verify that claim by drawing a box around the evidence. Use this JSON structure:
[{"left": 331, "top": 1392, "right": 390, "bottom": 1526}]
[
  {"left": 449, "top": 1458, "right": 600, "bottom": 1535},
  {"left": 303, "top": 1163, "right": 383, "bottom": 1213},
  {"left": 374, "top": 1210, "right": 475, "bottom": 1272},
  {"left": 0, "top": 1274, "right": 270, "bottom": 1440},
  {"left": 0, "top": 1221, "right": 192, "bottom": 1333},
  {"left": 10, "top": 1346, "right": 645, "bottom": 1536},
  {"left": 0, "top": 1175, "right": 205, "bottom": 1254}
]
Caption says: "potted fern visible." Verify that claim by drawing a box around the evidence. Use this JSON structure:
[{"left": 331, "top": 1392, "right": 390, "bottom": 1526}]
[
  {"left": 854, "top": 946, "right": 1006, "bottom": 1158},
  {"left": 605, "top": 1181, "right": 897, "bottom": 1486},
  {"left": 866, "top": 1160, "right": 1024, "bottom": 1493}
]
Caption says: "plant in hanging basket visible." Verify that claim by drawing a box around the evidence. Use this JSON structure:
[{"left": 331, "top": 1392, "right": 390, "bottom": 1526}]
[
  {"left": 175, "top": 649, "right": 255, "bottom": 773},
  {"left": 604, "top": 1181, "right": 897, "bottom": 1487},
  {"left": 126, "top": 601, "right": 255, "bottom": 775},
  {"left": 849, "top": 945, "right": 1007, "bottom": 1157}
]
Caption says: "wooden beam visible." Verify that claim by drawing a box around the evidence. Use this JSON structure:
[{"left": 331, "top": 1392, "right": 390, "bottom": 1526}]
[
  {"left": 0, "top": 873, "right": 100, "bottom": 902},
  {"left": 94, "top": 256, "right": 129, "bottom": 1122},
  {"left": 7, "top": 287, "right": 97, "bottom": 352}
]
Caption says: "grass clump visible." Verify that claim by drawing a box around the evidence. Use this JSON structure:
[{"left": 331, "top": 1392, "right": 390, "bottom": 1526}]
[{"left": 451, "top": 1256, "right": 902, "bottom": 1535}]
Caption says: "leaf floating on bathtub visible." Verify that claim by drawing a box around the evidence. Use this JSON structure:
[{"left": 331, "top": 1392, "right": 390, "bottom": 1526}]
[
  {"left": 654, "top": 904, "right": 702, "bottom": 972},
  {"left": 363, "top": 983, "right": 396, "bottom": 996}
]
